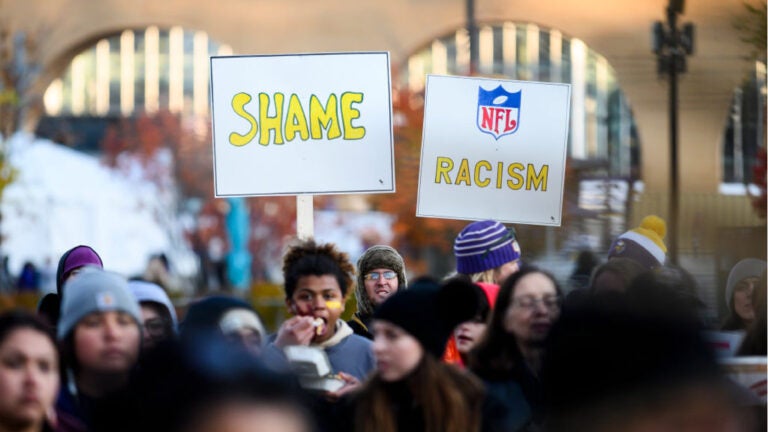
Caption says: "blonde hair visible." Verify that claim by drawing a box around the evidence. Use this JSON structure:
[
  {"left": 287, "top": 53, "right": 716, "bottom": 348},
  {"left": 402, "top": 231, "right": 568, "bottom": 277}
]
[{"left": 469, "top": 269, "right": 496, "bottom": 284}]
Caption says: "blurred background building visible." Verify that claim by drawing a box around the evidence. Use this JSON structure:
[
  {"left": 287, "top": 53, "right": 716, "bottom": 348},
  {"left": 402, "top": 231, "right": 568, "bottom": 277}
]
[{"left": 0, "top": 0, "right": 764, "bottom": 322}]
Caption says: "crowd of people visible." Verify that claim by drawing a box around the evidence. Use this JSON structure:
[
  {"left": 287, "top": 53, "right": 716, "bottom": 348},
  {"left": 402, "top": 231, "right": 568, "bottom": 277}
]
[{"left": 0, "top": 214, "right": 764, "bottom": 432}]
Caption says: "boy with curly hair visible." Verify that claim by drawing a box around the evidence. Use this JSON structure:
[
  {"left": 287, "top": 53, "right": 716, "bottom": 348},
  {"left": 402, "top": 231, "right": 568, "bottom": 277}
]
[{"left": 263, "top": 238, "right": 374, "bottom": 390}]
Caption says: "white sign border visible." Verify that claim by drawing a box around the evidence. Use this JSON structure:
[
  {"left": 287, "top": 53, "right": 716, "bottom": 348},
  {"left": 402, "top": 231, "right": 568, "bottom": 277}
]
[
  {"left": 415, "top": 74, "right": 571, "bottom": 227},
  {"left": 209, "top": 51, "right": 395, "bottom": 198}
]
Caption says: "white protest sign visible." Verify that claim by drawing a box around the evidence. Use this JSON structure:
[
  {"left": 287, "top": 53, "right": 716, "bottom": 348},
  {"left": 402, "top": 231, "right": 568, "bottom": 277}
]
[
  {"left": 416, "top": 75, "right": 571, "bottom": 226},
  {"left": 210, "top": 52, "right": 394, "bottom": 197},
  {"left": 719, "top": 356, "right": 767, "bottom": 403}
]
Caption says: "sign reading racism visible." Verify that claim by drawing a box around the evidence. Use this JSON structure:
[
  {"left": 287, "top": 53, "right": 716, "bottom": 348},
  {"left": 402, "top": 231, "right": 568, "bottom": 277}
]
[
  {"left": 416, "top": 75, "right": 571, "bottom": 226},
  {"left": 210, "top": 52, "right": 394, "bottom": 197}
]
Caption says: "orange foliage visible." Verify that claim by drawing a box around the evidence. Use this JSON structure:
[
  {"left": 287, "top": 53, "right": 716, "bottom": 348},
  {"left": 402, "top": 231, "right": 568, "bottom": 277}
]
[
  {"left": 369, "top": 88, "right": 466, "bottom": 256},
  {"left": 100, "top": 111, "right": 213, "bottom": 198},
  {"left": 99, "top": 110, "right": 336, "bottom": 283}
]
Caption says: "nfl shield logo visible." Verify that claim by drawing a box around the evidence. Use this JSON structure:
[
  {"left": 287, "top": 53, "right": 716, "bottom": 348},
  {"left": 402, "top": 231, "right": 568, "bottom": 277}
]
[{"left": 477, "top": 85, "right": 521, "bottom": 140}]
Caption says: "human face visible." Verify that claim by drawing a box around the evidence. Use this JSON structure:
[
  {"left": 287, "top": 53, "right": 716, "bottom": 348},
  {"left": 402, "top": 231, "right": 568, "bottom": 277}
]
[
  {"left": 493, "top": 260, "right": 520, "bottom": 285},
  {"left": 372, "top": 320, "right": 424, "bottom": 382},
  {"left": 733, "top": 276, "right": 758, "bottom": 323},
  {"left": 363, "top": 268, "right": 399, "bottom": 307},
  {"left": 74, "top": 311, "right": 141, "bottom": 374},
  {"left": 503, "top": 272, "right": 560, "bottom": 346},
  {"left": 187, "top": 401, "right": 310, "bottom": 432},
  {"left": 64, "top": 266, "right": 86, "bottom": 284},
  {"left": 140, "top": 304, "right": 169, "bottom": 349},
  {"left": 454, "top": 319, "right": 487, "bottom": 355},
  {"left": 0, "top": 328, "right": 59, "bottom": 430},
  {"left": 220, "top": 309, "right": 264, "bottom": 356},
  {"left": 288, "top": 275, "right": 345, "bottom": 344},
  {"left": 225, "top": 328, "right": 263, "bottom": 356}
]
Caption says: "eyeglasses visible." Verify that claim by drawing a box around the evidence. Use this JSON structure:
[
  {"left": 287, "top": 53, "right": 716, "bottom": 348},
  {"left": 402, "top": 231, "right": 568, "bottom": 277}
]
[
  {"left": 143, "top": 318, "right": 169, "bottom": 337},
  {"left": 511, "top": 295, "right": 561, "bottom": 311},
  {"left": 364, "top": 271, "right": 397, "bottom": 281}
]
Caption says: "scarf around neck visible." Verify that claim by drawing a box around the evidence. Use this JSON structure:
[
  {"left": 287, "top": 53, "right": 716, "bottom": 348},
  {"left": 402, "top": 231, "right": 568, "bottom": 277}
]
[{"left": 315, "top": 319, "right": 354, "bottom": 348}]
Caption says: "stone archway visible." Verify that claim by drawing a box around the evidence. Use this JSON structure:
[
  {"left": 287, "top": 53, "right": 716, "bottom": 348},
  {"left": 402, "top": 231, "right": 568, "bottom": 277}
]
[
  {"left": 400, "top": 21, "right": 639, "bottom": 179},
  {"left": 4, "top": 0, "right": 755, "bottom": 193}
]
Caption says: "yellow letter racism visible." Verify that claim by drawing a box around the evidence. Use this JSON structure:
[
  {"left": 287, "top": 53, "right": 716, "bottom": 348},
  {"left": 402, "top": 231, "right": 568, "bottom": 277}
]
[{"left": 434, "top": 156, "right": 549, "bottom": 192}]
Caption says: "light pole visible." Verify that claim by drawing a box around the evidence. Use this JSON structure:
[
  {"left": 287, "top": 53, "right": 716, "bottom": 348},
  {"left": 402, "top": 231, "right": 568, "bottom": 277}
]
[
  {"left": 652, "top": 0, "right": 694, "bottom": 265},
  {"left": 466, "top": 0, "right": 478, "bottom": 75}
]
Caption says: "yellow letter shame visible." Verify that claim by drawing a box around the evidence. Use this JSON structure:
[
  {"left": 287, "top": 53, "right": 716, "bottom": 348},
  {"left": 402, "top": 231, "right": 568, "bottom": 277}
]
[
  {"left": 526, "top": 164, "right": 548, "bottom": 191},
  {"left": 258, "top": 93, "right": 285, "bottom": 145},
  {"left": 285, "top": 94, "right": 309, "bottom": 142},
  {"left": 340, "top": 92, "right": 365, "bottom": 140},
  {"left": 435, "top": 157, "right": 454, "bottom": 184},
  {"left": 309, "top": 95, "right": 341, "bottom": 140},
  {"left": 229, "top": 92, "right": 258, "bottom": 146}
]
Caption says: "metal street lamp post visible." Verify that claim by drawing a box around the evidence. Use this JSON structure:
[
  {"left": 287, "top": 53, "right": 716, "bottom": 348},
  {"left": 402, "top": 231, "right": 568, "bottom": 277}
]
[
  {"left": 652, "top": 0, "right": 694, "bottom": 265},
  {"left": 467, "top": 0, "right": 478, "bottom": 75}
]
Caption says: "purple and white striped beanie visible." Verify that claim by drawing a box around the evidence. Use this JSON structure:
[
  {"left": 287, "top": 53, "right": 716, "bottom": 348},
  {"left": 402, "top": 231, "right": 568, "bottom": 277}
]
[{"left": 454, "top": 220, "right": 521, "bottom": 275}]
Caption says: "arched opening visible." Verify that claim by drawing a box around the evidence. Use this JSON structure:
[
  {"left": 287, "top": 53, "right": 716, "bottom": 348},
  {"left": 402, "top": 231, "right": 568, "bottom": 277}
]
[
  {"left": 721, "top": 60, "right": 766, "bottom": 188},
  {"left": 401, "top": 22, "right": 639, "bottom": 179},
  {"left": 37, "top": 26, "right": 230, "bottom": 151},
  {"left": 398, "top": 22, "right": 643, "bottom": 270}
]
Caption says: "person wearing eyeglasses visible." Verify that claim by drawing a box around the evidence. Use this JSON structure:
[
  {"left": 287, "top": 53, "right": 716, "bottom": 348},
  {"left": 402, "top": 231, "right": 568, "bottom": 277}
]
[
  {"left": 348, "top": 245, "right": 407, "bottom": 340},
  {"left": 127, "top": 280, "right": 178, "bottom": 353},
  {"left": 468, "top": 266, "right": 562, "bottom": 431}
]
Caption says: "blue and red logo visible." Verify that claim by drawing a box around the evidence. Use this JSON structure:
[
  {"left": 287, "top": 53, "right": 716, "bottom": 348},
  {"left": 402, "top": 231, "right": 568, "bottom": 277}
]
[{"left": 477, "top": 85, "right": 521, "bottom": 140}]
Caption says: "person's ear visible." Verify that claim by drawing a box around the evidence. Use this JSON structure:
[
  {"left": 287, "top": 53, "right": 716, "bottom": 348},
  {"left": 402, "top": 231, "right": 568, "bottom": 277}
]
[{"left": 285, "top": 298, "right": 296, "bottom": 315}]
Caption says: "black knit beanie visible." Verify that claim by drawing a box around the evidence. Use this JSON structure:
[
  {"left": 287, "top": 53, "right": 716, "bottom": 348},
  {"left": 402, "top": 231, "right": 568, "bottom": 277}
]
[{"left": 373, "top": 278, "right": 478, "bottom": 358}]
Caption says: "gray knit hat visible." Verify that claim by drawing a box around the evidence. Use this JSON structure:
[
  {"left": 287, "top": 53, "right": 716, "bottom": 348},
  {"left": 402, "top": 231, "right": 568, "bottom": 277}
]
[
  {"left": 58, "top": 267, "right": 142, "bottom": 340},
  {"left": 725, "top": 258, "right": 766, "bottom": 309},
  {"left": 355, "top": 245, "right": 407, "bottom": 316}
]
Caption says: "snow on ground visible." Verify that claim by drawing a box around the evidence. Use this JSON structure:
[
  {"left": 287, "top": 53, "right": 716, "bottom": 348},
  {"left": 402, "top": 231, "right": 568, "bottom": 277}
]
[{"left": 0, "top": 133, "right": 196, "bottom": 282}]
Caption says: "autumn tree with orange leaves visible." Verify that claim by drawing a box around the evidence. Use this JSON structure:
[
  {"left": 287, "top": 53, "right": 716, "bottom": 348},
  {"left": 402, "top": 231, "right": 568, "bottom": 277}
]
[
  {"left": 367, "top": 89, "right": 467, "bottom": 275},
  {"left": 99, "top": 111, "right": 329, "bottom": 284},
  {"left": 101, "top": 111, "right": 213, "bottom": 199},
  {"left": 368, "top": 86, "right": 586, "bottom": 276}
]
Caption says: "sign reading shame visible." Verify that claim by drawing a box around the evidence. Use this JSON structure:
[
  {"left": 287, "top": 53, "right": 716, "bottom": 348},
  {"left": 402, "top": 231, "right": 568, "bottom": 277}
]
[{"left": 210, "top": 52, "right": 394, "bottom": 197}]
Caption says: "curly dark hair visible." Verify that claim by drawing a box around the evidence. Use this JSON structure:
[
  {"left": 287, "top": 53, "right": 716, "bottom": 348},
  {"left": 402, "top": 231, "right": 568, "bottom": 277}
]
[{"left": 282, "top": 238, "right": 355, "bottom": 299}]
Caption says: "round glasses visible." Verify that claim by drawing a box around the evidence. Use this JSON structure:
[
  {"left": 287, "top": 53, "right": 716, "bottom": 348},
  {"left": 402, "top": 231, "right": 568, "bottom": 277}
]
[
  {"left": 364, "top": 271, "right": 397, "bottom": 281},
  {"left": 143, "top": 318, "right": 170, "bottom": 337},
  {"left": 511, "top": 295, "right": 561, "bottom": 311}
]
